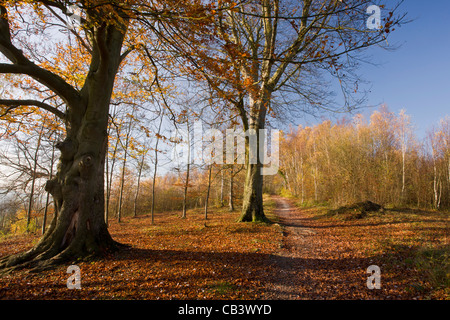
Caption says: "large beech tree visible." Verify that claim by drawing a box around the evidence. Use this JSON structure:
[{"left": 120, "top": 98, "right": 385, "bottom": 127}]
[
  {"left": 0, "top": 1, "right": 132, "bottom": 270},
  {"left": 0, "top": 0, "right": 210, "bottom": 271}
]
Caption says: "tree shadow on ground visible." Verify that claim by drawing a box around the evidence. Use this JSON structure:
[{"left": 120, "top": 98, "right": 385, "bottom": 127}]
[{"left": 108, "top": 245, "right": 428, "bottom": 299}]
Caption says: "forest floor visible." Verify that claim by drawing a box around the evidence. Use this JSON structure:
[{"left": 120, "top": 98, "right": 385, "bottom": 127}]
[
  {"left": 0, "top": 195, "right": 448, "bottom": 300},
  {"left": 264, "top": 196, "right": 449, "bottom": 299}
]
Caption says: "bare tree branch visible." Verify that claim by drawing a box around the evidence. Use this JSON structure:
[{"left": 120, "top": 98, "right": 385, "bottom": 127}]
[
  {"left": 0, "top": 99, "right": 66, "bottom": 120},
  {"left": 0, "top": 5, "right": 80, "bottom": 107}
]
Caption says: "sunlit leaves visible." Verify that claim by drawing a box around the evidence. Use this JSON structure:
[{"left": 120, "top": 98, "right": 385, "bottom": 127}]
[{"left": 280, "top": 106, "right": 450, "bottom": 209}]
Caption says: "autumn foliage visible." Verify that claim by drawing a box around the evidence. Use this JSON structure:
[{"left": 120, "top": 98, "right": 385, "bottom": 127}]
[
  {"left": 0, "top": 0, "right": 447, "bottom": 301},
  {"left": 278, "top": 106, "right": 450, "bottom": 210},
  {"left": 0, "top": 195, "right": 448, "bottom": 299}
]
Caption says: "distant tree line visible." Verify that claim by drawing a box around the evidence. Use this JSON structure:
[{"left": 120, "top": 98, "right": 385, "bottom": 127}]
[{"left": 278, "top": 106, "right": 450, "bottom": 209}]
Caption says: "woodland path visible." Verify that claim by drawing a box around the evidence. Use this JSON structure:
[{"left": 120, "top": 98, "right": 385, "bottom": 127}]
[
  {"left": 263, "top": 196, "right": 377, "bottom": 300},
  {"left": 264, "top": 196, "right": 319, "bottom": 299}
]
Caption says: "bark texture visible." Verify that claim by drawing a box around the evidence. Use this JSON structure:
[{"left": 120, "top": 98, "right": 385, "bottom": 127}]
[
  {"left": 240, "top": 162, "right": 268, "bottom": 222},
  {"left": 237, "top": 97, "right": 271, "bottom": 223}
]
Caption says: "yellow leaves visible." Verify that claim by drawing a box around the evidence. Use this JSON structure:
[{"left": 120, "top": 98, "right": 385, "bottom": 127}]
[
  {"left": 8, "top": 208, "right": 37, "bottom": 234},
  {"left": 243, "top": 76, "right": 253, "bottom": 89},
  {"left": 39, "top": 43, "right": 90, "bottom": 89},
  {"left": 0, "top": 98, "right": 64, "bottom": 140}
]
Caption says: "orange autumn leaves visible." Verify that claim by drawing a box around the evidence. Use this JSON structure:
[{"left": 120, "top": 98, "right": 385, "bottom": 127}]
[
  {"left": 0, "top": 207, "right": 282, "bottom": 300},
  {"left": 1, "top": 196, "right": 447, "bottom": 299}
]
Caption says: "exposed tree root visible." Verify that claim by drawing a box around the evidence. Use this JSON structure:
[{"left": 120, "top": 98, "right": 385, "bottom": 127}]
[{"left": 0, "top": 233, "right": 127, "bottom": 274}]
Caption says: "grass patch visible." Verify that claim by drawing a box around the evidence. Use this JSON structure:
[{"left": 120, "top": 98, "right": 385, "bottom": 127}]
[
  {"left": 379, "top": 243, "right": 449, "bottom": 298},
  {"left": 263, "top": 194, "right": 279, "bottom": 223},
  {"left": 207, "top": 281, "right": 238, "bottom": 296},
  {"left": 300, "top": 200, "right": 449, "bottom": 299},
  {"left": 415, "top": 245, "right": 449, "bottom": 294}
]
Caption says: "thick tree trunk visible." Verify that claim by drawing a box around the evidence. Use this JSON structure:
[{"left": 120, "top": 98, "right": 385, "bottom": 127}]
[
  {"left": 0, "top": 20, "right": 128, "bottom": 272},
  {"left": 239, "top": 161, "right": 268, "bottom": 222},
  {"left": 237, "top": 97, "right": 270, "bottom": 223},
  {"left": 1, "top": 114, "right": 121, "bottom": 271}
]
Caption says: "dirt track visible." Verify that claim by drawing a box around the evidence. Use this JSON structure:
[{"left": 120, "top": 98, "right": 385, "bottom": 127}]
[
  {"left": 264, "top": 196, "right": 387, "bottom": 300},
  {"left": 264, "top": 196, "right": 320, "bottom": 299}
]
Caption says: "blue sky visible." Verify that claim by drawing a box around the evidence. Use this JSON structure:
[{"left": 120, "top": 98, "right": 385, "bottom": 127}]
[
  {"left": 296, "top": 0, "right": 450, "bottom": 140},
  {"left": 362, "top": 0, "right": 450, "bottom": 139}
]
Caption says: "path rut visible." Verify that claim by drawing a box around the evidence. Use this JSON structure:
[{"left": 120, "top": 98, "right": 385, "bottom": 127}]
[{"left": 264, "top": 196, "right": 319, "bottom": 299}]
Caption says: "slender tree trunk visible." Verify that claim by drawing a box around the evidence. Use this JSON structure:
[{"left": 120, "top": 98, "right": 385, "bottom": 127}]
[
  {"left": 151, "top": 112, "right": 164, "bottom": 225},
  {"left": 220, "top": 168, "right": 224, "bottom": 207},
  {"left": 182, "top": 162, "right": 190, "bottom": 219},
  {"left": 182, "top": 121, "right": 191, "bottom": 219},
  {"left": 204, "top": 164, "right": 212, "bottom": 223},
  {"left": 313, "top": 138, "right": 318, "bottom": 202},
  {"left": 117, "top": 118, "right": 132, "bottom": 223},
  {"left": 117, "top": 159, "right": 127, "bottom": 223},
  {"left": 300, "top": 152, "right": 305, "bottom": 204},
  {"left": 42, "top": 137, "right": 56, "bottom": 235},
  {"left": 27, "top": 123, "right": 45, "bottom": 232},
  {"left": 292, "top": 149, "right": 297, "bottom": 195},
  {"left": 150, "top": 170, "right": 157, "bottom": 225},
  {"left": 437, "top": 176, "right": 442, "bottom": 209},
  {"left": 105, "top": 144, "right": 109, "bottom": 222},
  {"left": 433, "top": 158, "right": 439, "bottom": 209},
  {"left": 105, "top": 132, "right": 120, "bottom": 227},
  {"left": 401, "top": 149, "right": 406, "bottom": 202},
  {"left": 229, "top": 165, "right": 234, "bottom": 212},
  {"left": 447, "top": 157, "right": 450, "bottom": 206},
  {"left": 133, "top": 152, "right": 145, "bottom": 217}
]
